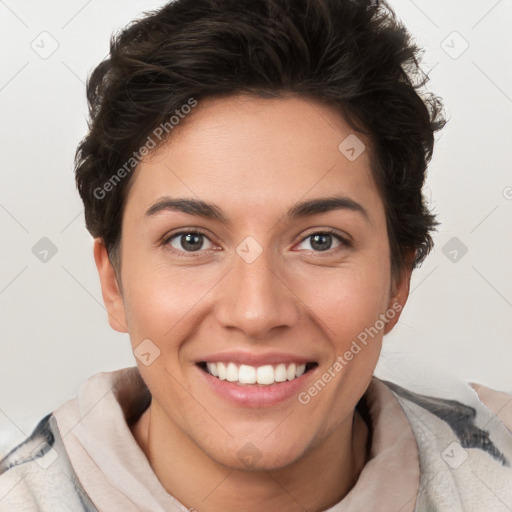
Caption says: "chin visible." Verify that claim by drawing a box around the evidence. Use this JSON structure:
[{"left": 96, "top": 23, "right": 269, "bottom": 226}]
[{"left": 205, "top": 436, "right": 309, "bottom": 473}]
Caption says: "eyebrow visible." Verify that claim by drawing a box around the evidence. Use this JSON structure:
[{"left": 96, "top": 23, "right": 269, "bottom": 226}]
[{"left": 145, "top": 194, "right": 370, "bottom": 224}]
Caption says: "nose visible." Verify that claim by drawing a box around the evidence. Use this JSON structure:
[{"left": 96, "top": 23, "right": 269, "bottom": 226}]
[{"left": 214, "top": 244, "right": 301, "bottom": 339}]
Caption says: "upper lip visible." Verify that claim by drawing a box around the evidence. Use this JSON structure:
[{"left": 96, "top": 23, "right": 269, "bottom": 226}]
[{"left": 196, "top": 351, "right": 317, "bottom": 366}]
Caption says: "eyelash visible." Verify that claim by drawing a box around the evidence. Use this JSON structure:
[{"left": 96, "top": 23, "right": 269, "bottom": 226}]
[{"left": 162, "top": 228, "right": 352, "bottom": 257}]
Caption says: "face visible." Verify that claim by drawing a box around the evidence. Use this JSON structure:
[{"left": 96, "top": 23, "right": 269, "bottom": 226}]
[{"left": 95, "top": 93, "right": 410, "bottom": 470}]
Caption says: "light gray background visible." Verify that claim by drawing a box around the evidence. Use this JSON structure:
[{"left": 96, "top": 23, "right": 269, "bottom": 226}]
[{"left": 1, "top": 0, "right": 511, "bottom": 456}]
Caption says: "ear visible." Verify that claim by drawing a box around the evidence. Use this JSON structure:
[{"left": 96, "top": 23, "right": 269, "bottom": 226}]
[
  {"left": 93, "top": 238, "right": 128, "bottom": 333},
  {"left": 383, "top": 251, "right": 414, "bottom": 335}
]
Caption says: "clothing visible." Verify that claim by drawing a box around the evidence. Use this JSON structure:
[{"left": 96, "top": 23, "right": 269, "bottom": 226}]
[{"left": 1, "top": 366, "right": 511, "bottom": 511}]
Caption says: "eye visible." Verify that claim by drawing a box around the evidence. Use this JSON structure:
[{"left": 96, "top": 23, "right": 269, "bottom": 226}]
[
  {"left": 295, "top": 230, "right": 349, "bottom": 253},
  {"left": 162, "top": 228, "right": 350, "bottom": 256},
  {"left": 165, "top": 230, "right": 215, "bottom": 253}
]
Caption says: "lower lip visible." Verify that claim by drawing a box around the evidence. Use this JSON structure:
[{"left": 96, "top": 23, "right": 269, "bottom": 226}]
[{"left": 197, "top": 365, "right": 317, "bottom": 408}]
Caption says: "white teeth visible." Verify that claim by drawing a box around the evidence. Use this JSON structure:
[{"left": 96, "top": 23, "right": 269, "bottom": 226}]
[
  {"left": 238, "top": 364, "right": 256, "bottom": 384},
  {"left": 286, "top": 363, "right": 296, "bottom": 381},
  {"left": 274, "top": 364, "right": 287, "bottom": 382},
  {"left": 295, "top": 364, "right": 306, "bottom": 378},
  {"left": 257, "top": 365, "right": 275, "bottom": 385},
  {"left": 203, "top": 361, "right": 312, "bottom": 385},
  {"left": 217, "top": 362, "right": 227, "bottom": 380},
  {"left": 226, "top": 362, "right": 238, "bottom": 382},
  {"left": 206, "top": 362, "right": 218, "bottom": 377}
]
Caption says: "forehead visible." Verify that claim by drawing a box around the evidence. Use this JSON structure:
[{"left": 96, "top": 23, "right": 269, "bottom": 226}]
[{"left": 124, "top": 94, "right": 383, "bottom": 225}]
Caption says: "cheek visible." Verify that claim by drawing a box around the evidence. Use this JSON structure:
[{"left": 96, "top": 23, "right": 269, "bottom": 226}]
[
  {"left": 120, "top": 252, "right": 206, "bottom": 346},
  {"left": 295, "top": 266, "right": 390, "bottom": 427},
  {"left": 303, "top": 264, "right": 391, "bottom": 344}
]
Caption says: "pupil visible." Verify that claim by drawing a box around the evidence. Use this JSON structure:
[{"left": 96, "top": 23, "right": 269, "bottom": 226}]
[
  {"left": 182, "top": 233, "right": 202, "bottom": 251},
  {"left": 311, "top": 233, "right": 331, "bottom": 251}
]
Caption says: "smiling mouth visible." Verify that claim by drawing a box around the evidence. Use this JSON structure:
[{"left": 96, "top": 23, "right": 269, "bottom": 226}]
[{"left": 197, "top": 361, "right": 318, "bottom": 386}]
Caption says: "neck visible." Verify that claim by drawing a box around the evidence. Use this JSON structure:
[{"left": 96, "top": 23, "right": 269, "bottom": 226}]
[{"left": 131, "top": 403, "right": 369, "bottom": 512}]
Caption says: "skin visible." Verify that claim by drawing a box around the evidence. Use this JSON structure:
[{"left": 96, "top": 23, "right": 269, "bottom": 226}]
[{"left": 94, "top": 93, "right": 412, "bottom": 511}]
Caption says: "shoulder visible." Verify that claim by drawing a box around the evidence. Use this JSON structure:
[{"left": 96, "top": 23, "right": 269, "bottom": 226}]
[
  {"left": 469, "top": 382, "right": 512, "bottom": 432},
  {"left": 380, "top": 378, "right": 512, "bottom": 466},
  {"left": 0, "top": 413, "right": 97, "bottom": 512},
  {"left": 378, "top": 377, "right": 512, "bottom": 510},
  {"left": 0, "top": 413, "right": 55, "bottom": 474}
]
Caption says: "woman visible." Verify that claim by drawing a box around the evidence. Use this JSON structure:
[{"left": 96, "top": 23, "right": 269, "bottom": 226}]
[{"left": 1, "top": 0, "right": 511, "bottom": 510}]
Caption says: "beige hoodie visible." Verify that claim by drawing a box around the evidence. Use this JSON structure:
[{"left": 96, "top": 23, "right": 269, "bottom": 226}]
[{"left": 0, "top": 366, "right": 511, "bottom": 511}]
